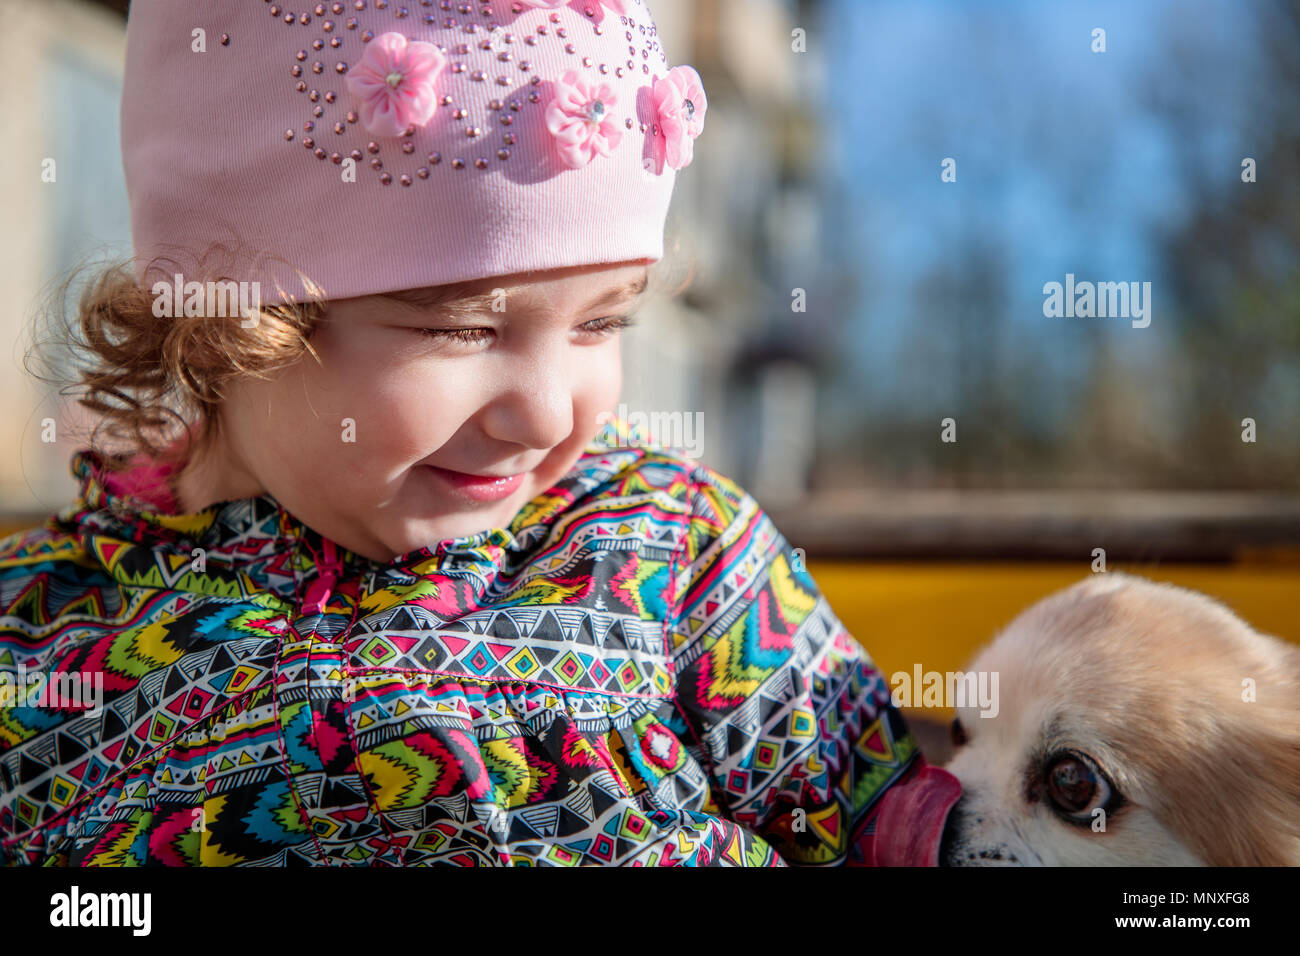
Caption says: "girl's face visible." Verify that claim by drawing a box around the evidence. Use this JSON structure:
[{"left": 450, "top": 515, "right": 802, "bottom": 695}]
[{"left": 201, "top": 261, "right": 644, "bottom": 563}]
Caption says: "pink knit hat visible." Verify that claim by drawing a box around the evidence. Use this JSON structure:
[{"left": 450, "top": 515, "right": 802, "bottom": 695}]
[{"left": 120, "top": 0, "right": 706, "bottom": 304}]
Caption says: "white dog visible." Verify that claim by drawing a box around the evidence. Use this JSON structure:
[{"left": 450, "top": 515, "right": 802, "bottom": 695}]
[{"left": 940, "top": 572, "right": 1300, "bottom": 866}]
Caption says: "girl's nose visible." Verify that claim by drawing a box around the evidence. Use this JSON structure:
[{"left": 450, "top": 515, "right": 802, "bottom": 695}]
[{"left": 481, "top": 350, "right": 575, "bottom": 451}]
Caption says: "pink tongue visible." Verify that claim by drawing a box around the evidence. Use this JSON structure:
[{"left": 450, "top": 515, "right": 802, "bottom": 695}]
[{"left": 864, "top": 762, "right": 962, "bottom": 866}]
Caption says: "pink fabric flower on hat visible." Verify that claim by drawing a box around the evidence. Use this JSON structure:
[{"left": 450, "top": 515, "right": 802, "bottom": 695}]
[
  {"left": 544, "top": 69, "right": 623, "bottom": 168},
  {"left": 651, "top": 65, "right": 707, "bottom": 170},
  {"left": 344, "top": 32, "right": 446, "bottom": 138}
]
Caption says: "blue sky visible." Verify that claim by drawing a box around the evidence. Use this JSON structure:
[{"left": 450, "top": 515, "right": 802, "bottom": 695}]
[{"left": 818, "top": 0, "right": 1269, "bottom": 426}]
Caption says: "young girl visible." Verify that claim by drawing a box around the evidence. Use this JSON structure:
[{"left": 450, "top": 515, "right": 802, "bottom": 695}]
[{"left": 0, "top": 0, "right": 958, "bottom": 866}]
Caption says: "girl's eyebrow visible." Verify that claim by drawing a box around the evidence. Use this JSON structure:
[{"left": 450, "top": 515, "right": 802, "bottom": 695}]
[
  {"left": 383, "top": 272, "right": 649, "bottom": 317},
  {"left": 500, "top": 272, "right": 649, "bottom": 313},
  {"left": 381, "top": 285, "right": 495, "bottom": 312},
  {"left": 587, "top": 272, "right": 649, "bottom": 308}
]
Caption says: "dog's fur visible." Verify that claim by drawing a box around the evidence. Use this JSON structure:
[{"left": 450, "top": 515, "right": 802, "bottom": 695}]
[{"left": 941, "top": 572, "right": 1300, "bottom": 866}]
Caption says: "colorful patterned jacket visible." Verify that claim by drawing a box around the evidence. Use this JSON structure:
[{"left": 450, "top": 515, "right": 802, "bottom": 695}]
[{"left": 0, "top": 425, "right": 939, "bottom": 865}]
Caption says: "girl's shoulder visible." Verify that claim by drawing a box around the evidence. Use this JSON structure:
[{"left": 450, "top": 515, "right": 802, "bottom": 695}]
[{"left": 575, "top": 429, "right": 776, "bottom": 572}]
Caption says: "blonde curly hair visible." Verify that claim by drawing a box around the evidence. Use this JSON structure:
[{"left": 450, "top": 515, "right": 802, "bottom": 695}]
[{"left": 24, "top": 246, "right": 328, "bottom": 478}]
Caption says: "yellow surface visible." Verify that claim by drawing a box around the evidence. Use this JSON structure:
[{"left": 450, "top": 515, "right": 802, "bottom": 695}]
[{"left": 810, "top": 562, "right": 1300, "bottom": 700}]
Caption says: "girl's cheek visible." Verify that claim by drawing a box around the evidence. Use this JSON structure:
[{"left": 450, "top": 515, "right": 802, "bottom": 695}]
[
  {"left": 269, "top": 349, "right": 450, "bottom": 461},
  {"left": 564, "top": 353, "right": 620, "bottom": 442},
  {"left": 583, "top": 342, "right": 623, "bottom": 402}
]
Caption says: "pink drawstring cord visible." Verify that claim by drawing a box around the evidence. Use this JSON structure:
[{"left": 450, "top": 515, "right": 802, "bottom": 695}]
[{"left": 299, "top": 538, "right": 344, "bottom": 615}]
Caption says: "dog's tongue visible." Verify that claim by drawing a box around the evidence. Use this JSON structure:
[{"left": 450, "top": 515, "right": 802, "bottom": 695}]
[{"left": 862, "top": 761, "right": 962, "bottom": 866}]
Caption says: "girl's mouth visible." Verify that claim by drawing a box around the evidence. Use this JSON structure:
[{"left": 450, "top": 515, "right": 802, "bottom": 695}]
[{"left": 421, "top": 465, "right": 526, "bottom": 503}]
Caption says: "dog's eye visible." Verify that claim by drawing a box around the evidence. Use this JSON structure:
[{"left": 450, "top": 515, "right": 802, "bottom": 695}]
[
  {"left": 950, "top": 718, "right": 968, "bottom": 748},
  {"left": 1046, "top": 752, "right": 1111, "bottom": 817}
]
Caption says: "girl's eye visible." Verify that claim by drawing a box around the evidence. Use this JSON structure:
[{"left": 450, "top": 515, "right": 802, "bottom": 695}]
[{"left": 414, "top": 314, "right": 636, "bottom": 343}]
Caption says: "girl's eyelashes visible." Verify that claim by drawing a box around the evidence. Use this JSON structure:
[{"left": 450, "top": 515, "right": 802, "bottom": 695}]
[
  {"left": 413, "top": 313, "right": 636, "bottom": 344},
  {"left": 416, "top": 326, "right": 491, "bottom": 344},
  {"left": 580, "top": 313, "right": 637, "bottom": 335}
]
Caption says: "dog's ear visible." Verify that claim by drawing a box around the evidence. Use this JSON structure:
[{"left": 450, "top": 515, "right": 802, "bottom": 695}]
[
  {"left": 1158, "top": 642, "right": 1300, "bottom": 866},
  {"left": 1191, "top": 732, "right": 1300, "bottom": 866},
  {"left": 1239, "top": 722, "right": 1300, "bottom": 865}
]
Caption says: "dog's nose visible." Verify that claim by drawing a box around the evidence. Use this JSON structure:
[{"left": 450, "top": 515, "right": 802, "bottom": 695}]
[{"left": 859, "top": 759, "right": 962, "bottom": 866}]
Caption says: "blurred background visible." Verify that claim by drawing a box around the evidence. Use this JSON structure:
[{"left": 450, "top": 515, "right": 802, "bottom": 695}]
[{"left": 2, "top": 0, "right": 1297, "bottom": 761}]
